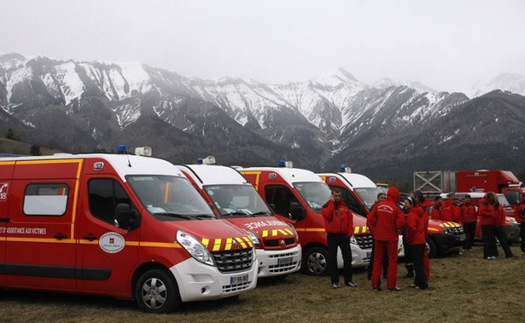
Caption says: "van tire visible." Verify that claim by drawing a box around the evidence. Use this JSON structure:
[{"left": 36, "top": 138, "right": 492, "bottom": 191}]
[
  {"left": 426, "top": 238, "right": 437, "bottom": 259},
  {"left": 135, "top": 269, "right": 181, "bottom": 313},
  {"left": 302, "top": 246, "right": 329, "bottom": 276}
]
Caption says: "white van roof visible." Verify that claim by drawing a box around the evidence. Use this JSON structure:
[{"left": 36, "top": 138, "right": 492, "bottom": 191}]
[
  {"left": 179, "top": 164, "right": 250, "bottom": 187},
  {"left": 333, "top": 172, "right": 377, "bottom": 189},
  {"left": 241, "top": 167, "right": 324, "bottom": 185}
]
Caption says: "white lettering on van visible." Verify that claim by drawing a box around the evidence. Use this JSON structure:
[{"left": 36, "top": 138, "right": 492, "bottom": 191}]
[
  {"left": 4, "top": 227, "right": 47, "bottom": 235},
  {"left": 245, "top": 220, "right": 287, "bottom": 230}
]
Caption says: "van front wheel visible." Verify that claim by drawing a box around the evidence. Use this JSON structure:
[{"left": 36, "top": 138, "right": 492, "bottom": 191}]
[
  {"left": 135, "top": 269, "right": 181, "bottom": 313},
  {"left": 302, "top": 246, "right": 329, "bottom": 276}
]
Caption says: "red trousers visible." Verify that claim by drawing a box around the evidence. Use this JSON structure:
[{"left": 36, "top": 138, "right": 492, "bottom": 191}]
[
  {"left": 424, "top": 249, "right": 430, "bottom": 280},
  {"left": 371, "top": 240, "right": 399, "bottom": 289}
]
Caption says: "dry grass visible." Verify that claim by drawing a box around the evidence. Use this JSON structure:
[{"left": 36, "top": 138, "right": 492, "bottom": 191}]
[{"left": 0, "top": 243, "right": 524, "bottom": 322}]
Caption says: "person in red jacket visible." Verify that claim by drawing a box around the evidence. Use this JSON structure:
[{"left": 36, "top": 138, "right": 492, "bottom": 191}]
[
  {"left": 441, "top": 192, "right": 461, "bottom": 222},
  {"left": 513, "top": 196, "right": 525, "bottom": 255},
  {"left": 413, "top": 190, "right": 430, "bottom": 281},
  {"left": 478, "top": 192, "right": 498, "bottom": 259},
  {"left": 322, "top": 188, "right": 356, "bottom": 289},
  {"left": 494, "top": 200, "right": 514, "bottom": 258},
  {"left": 461, "top": 194, "right": 478, "bottom": 251},
  {"left": 404, "top": 196, "right": 428, "bottom": 289},
  {"left": 367, "top": 186, "right": 406, "bottom": 291},
  {"left": 430, "top": 196, "right": 443, "bottom": 220}
]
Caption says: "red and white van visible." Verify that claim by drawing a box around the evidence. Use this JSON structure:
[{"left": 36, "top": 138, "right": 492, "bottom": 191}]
[
  {"left": 178, "top": 160, "right": 302, "bottom": 278},
  {"left": 239, "top": 163, "right": 372, "bottom": 276},
  {"left": 0, "top": 150, "right": 257, "bottom": 313}
]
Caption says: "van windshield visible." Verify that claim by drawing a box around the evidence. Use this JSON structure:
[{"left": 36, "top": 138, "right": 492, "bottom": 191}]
[
  {"left": 293, "top": 182, "right": 331, "bottom": 214},
  {"left": 205, "top": 184, "right": 273, "bottom": 217},
  {"left": 127, "top": 175, "right": 215, "bottom": 220},
  {"left": 354, "top": 187, "right": 383, "bottom": 210}
]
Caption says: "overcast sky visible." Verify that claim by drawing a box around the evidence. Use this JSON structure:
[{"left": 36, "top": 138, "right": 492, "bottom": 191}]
[{"left": 1, "top": 0, "right": 524, "bottom": 92}]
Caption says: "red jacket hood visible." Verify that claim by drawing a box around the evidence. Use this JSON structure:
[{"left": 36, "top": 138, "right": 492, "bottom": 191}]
[{"left": 387, "top": 187, "right": 401, "bottom": 203}]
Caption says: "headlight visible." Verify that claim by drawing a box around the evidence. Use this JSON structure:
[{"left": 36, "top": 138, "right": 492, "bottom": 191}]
[
  {"left": 176, "top": 230, "right": 215, "bottom": 266},
  {"left": 350, "top": 235, "right": 358, "bottom": 245},
  {"left": 507, "top": 217, "right": 517, "bottom": 224},
  {"left": 246, "top": 229, "right": 261, "bottom": 246}
]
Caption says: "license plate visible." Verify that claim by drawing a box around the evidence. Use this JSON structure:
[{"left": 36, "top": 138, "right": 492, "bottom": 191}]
[
  {"left": 278, "top": 256, "right": 292, "bottom": 266},
  {"left": 230, "top": 274, "right": 249, "bottom": 285}
]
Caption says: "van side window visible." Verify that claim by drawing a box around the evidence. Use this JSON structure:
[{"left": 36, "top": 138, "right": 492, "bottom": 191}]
[
  {"left": 88, "top": 179, "right": 133, "bottom": 225},
  {"left": 24, "top": 183, "right": 69, "bottom": 216}
]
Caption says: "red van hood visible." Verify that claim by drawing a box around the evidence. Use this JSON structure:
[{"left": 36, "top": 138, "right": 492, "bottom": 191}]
[
  {"left": 168, "top": 219, "right": 254, "bottom": 252},
  {"left": 225, "top": 216, "right": 297, "bottom": 241},
  {"left": 353, "top": 214, "right": 370, "bottom": 235}
]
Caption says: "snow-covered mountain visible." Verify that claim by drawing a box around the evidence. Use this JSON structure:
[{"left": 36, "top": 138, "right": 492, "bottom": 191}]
[
  {"left": 468, "top": 73, "right": 525, "bottom": 98},
  {"left": 1, "top": 53, "right": 524, "bottom": 182}
]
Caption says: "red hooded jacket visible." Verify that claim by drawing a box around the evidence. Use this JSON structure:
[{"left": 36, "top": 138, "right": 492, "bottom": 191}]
[
  {"left": 514, "top": 202, "right": 525, "bottom": 224},
  {"left": 441, "top": 198, "right": 461, "bottom": 222},
  {"left": 322, "top": 199, "right": 354, "bottom": 235},
  {"left": 478, "top": 197, "right": 496, "bottom": 226},
  {"left": 406, "top": 205, "right": 426, "bottom": 245},
  {"left": 366, "top": 187, "right": 405, "bottom": 241},
  {"left": 461, "top": 202, "right": 477, "bottom": 223},
  {"left": 495, "top": 205, "right": 506, "bottom": 227}
]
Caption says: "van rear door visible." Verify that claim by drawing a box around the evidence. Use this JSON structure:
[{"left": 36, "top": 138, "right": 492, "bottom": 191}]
[{"left": 5, "top": 160, "right": 78, "bottom": 290}]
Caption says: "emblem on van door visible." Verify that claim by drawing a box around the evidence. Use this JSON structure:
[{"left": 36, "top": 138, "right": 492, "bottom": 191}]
[
  {"left": 269, "top": 173, "right": 276, "bottom": 179},
  {"left": 329, "top": 177, "right": 336, "bottom": 183},
  {"left": 94, "top": 162, "right": 104, "bottom": 171},
  {"left": 99, "top": 232, "right": 125, "bottom": 253}
]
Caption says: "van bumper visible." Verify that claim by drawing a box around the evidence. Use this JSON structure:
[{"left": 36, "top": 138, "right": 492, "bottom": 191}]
[
  {"left": 255, "top": 245, "right": 302, "bottom": 278},
  {"left": 171, "top": 258, "right": 258, "bottom": 303},
  {"left": 337, "top": 243, "right": 370, "bottom": 268}
]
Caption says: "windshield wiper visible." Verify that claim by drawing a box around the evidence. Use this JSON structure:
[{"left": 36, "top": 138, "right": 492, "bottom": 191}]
[
  {"left": 154, "top": 212, "right": 192, "bottom": 220},
  {"left": 251, "top": 211, "right": 272, "bottom": 216},
  {"left": 194, "top": 214, "right": 216, "bottom": 220},
  {"left": 222, "top": 211, "right": 250, "bottom": 217}
]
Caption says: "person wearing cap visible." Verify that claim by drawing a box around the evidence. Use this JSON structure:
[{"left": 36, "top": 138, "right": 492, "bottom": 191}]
[
  {"left": 367, "top": 186, "right": 406, "bottom": 291},
  {"left": 461, "top": 194, "right": 477, "bottom": 251},
  {"left": 404, "top": 196, "right": 428, "bottom": 289},
  {"left": 322, "top": 188, "right": 357, "bottom": 289}
]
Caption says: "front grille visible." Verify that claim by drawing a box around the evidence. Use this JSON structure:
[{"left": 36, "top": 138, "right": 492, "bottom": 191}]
[
  {"left": 355, "top": 233, "right": 373, "bottom": 249},
  {"left": 444, "top": 226, "right": 464, "bottom": 235},
  {"left": 267, "top": 251, "right": 300, "bottom": 273},
  {"left": 264, "top": 237, "right": 296, "bottom": 247},
  {"left": 212, "top": 249, "right": 254, "bottom": 273},
  {"left": 222, "top": 281, "right": 252, "bottom": 293}
]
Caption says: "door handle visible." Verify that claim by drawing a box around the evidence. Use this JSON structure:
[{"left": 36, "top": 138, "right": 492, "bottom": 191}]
[
  {"left": 0, "top": 218, "right": 10, "bottom": 222},
  {"left": 54, "top": 233, "right": 68, "bottom": 240},
  {"left": 83, "top": 234, "right": 98, "bottom": 241}
]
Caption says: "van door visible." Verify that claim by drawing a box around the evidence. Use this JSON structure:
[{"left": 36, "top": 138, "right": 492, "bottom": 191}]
[
  {"left": 5, "top": 179, "right": 77, "bottom": 290},
  {"left": 75, "top": 176, "right": 140, "bottom": 296}
]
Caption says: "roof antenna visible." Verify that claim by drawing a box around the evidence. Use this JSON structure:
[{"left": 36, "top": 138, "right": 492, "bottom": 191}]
[{"left": 117, "top": 145, "right": 132, "bottom": 167}]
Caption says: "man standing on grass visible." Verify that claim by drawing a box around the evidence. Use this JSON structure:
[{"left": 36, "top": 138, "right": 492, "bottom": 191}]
[
  {"left": 367, "top": 186, "right": 406, "bottom": 291},
  {"left": 322, "top": 188, "right": 357, "bottom": 289}
]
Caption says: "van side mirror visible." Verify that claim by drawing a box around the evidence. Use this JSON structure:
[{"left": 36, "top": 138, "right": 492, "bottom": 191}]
[
  {"left": 114, "top": 203, "right": 140, "bottom": 231},
  {"left": 289, "top": 202, "right": 306, "bottom": 221}
]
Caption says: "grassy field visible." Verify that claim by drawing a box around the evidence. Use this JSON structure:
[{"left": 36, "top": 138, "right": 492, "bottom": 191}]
[{"left": 0, "top": 244, "right": 523, "bottom": 322}]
